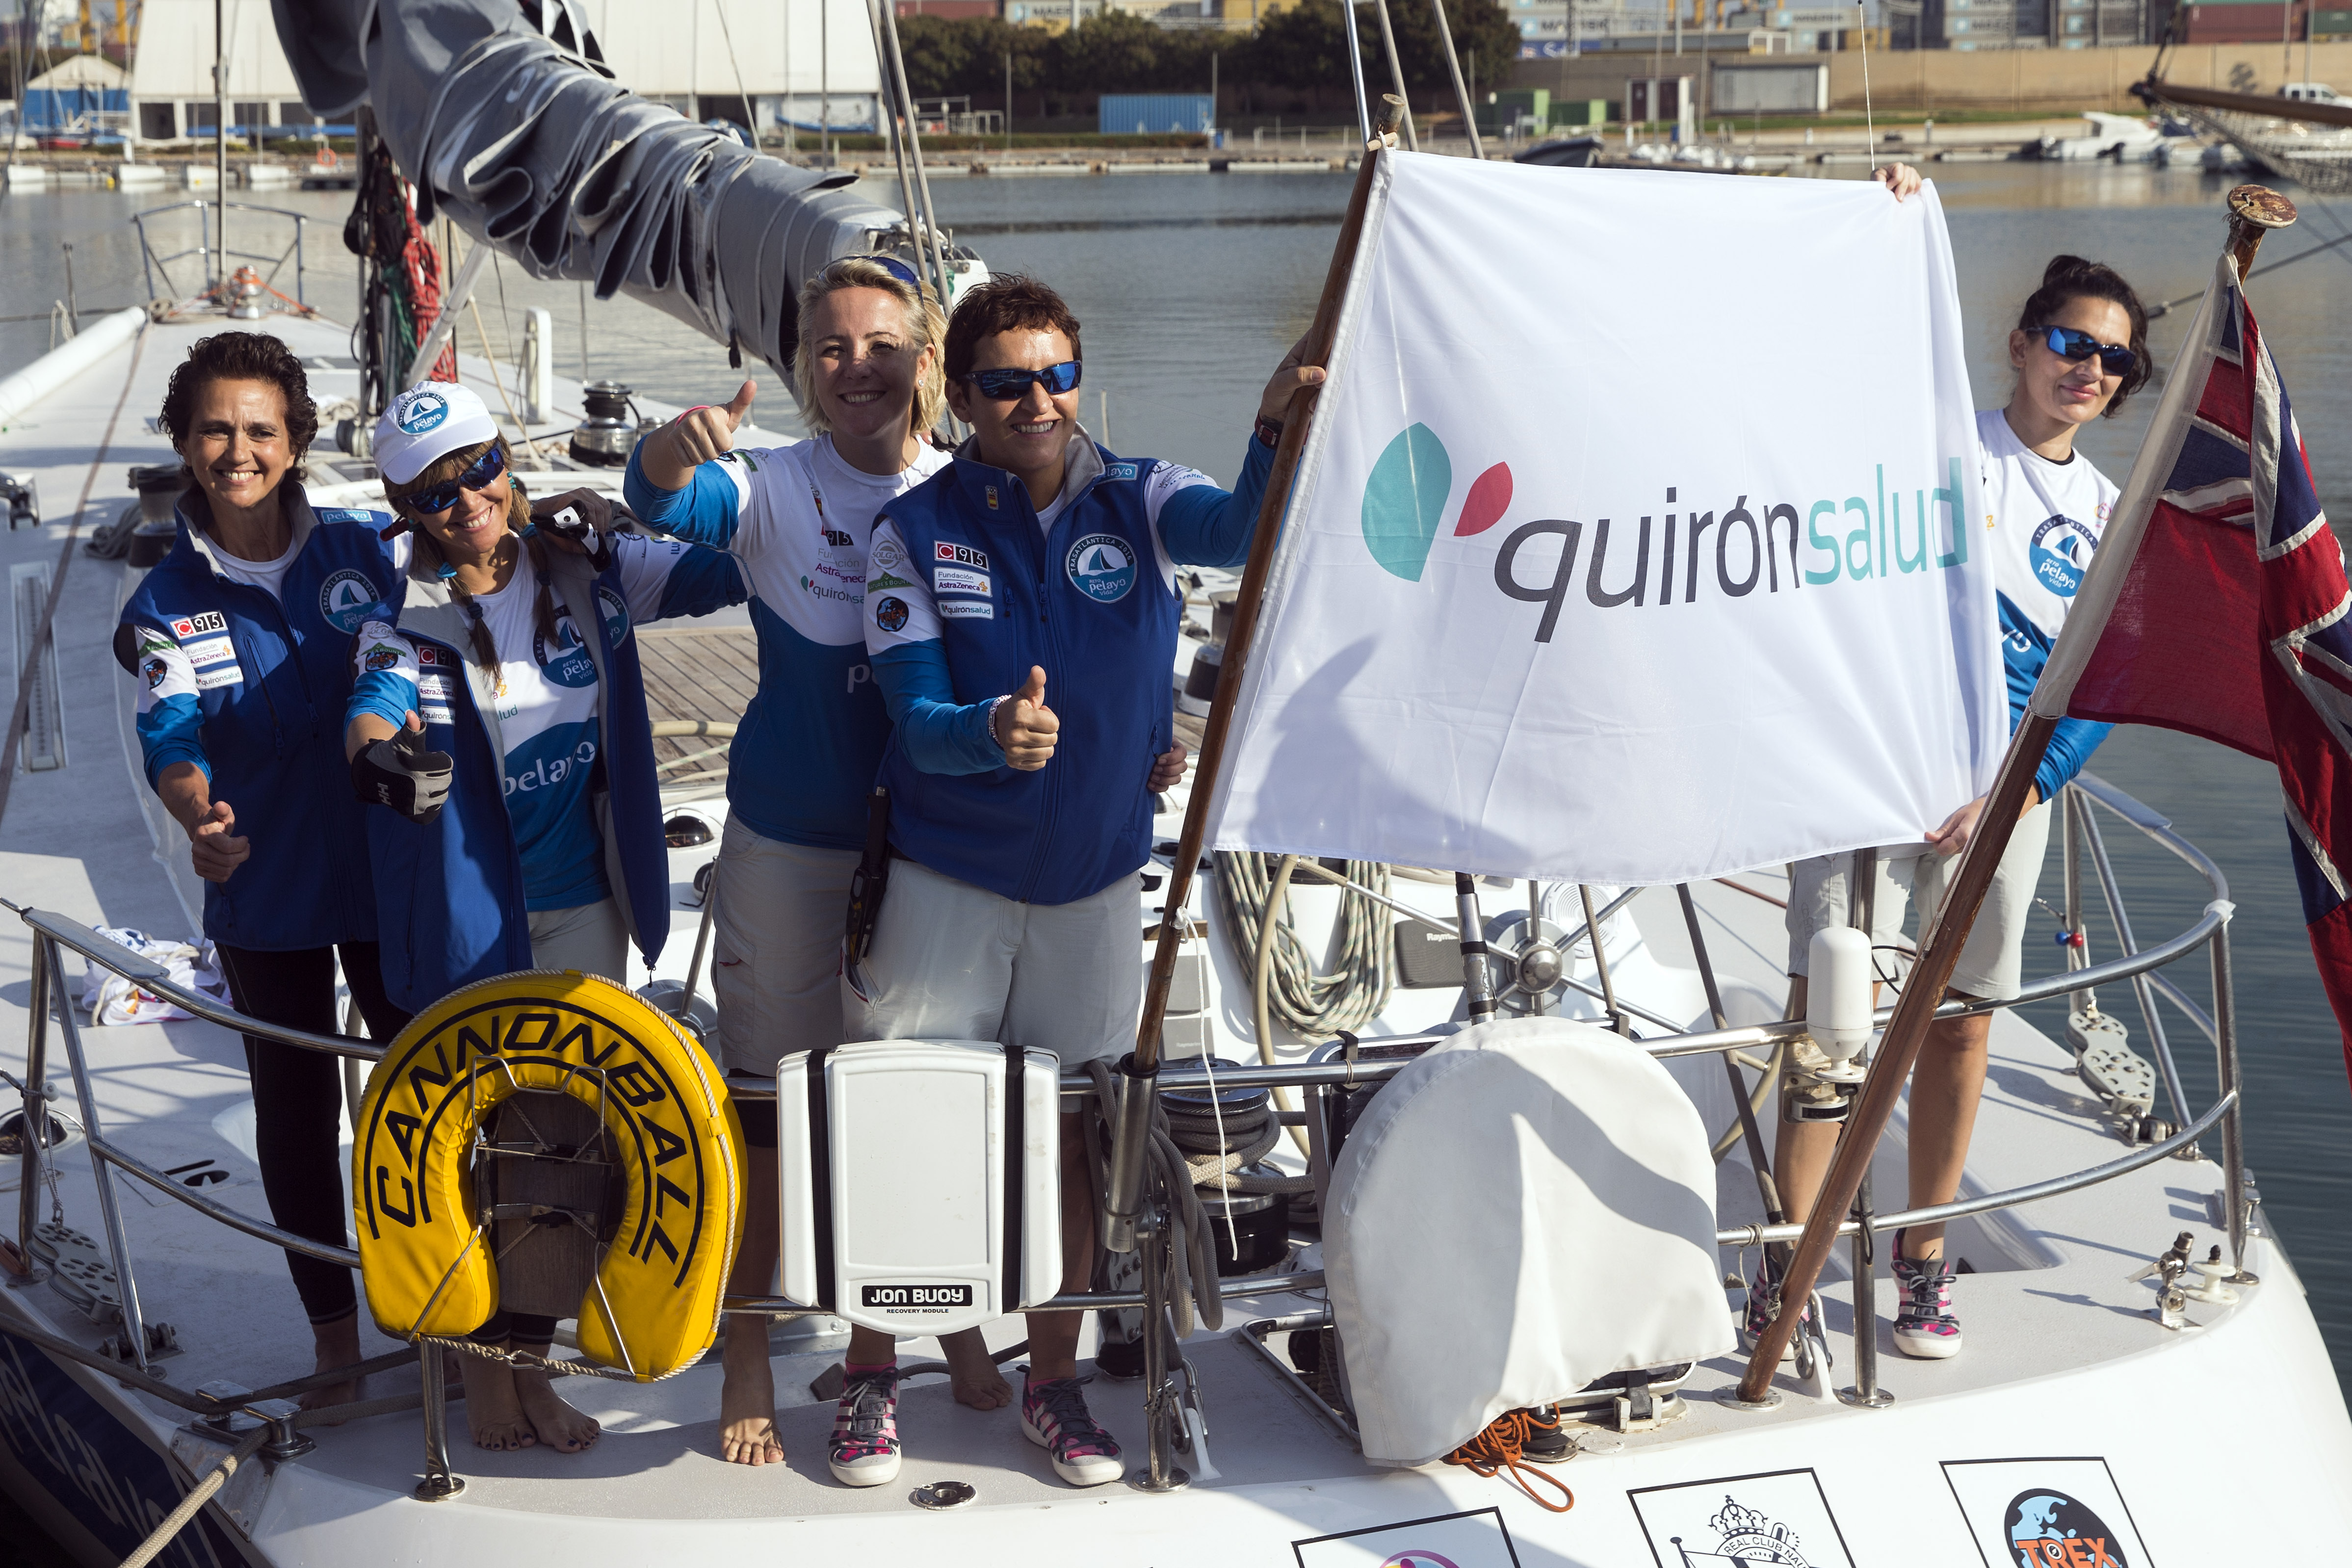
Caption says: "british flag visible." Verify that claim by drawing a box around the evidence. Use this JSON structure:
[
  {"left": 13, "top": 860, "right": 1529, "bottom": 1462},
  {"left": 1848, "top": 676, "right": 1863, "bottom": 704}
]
[{"left": 2055, "top": 254, "right": 2352, "bottom": 1081}]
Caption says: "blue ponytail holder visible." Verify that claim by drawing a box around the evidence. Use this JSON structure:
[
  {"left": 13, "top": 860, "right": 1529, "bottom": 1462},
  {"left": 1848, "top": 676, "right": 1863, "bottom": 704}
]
[{"left": 436, "top": 560, "right": 458, "bottom": 581}]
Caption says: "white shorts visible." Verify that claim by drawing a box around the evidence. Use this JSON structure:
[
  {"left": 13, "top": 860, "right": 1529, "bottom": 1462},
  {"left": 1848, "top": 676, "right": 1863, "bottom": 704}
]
[
  {"left": 710, "top": 816, "right": 862, "bottom": 1077},
  {"left": 527, "top": 896, "right": 629, "bottom": 981},
  {"left": 1784, "top": 802, "right": 2053, "bottom": 1003},
  {"left": 844, "top": 857, "right": 1143, "bottom": 1068}
]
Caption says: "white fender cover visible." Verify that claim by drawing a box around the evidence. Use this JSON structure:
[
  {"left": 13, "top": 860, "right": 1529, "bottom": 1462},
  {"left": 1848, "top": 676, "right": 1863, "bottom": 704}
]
[{"left": 1324, "top": 1017, "right": 1735, "bottom": 1466}]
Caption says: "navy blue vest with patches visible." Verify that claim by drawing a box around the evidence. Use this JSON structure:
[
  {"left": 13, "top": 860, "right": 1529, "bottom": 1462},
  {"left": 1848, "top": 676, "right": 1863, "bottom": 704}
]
[
  {"left": 877, "top": 447, "right": 1177, "bottom": 906},
  {"left": 117, "top": 489, "right": 404, "bottom": 949}
]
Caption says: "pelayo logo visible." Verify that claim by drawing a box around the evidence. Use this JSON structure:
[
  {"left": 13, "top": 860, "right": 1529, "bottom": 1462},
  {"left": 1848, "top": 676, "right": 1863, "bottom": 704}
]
[
  {"left": 2004, "top": 1490, "right": 2129, "bottom": 1568},
  {"left": 2029, "top": 514, "right": 2098, "bottom": 599},
  {"left": 395, "top": 389, "right": 449, "bottom": 435},
  {"left": 532, "top": 612, "right": 598, "bottom": 688},
  {"left": 1379, "top": 1554, "right": 1463, "bottom": 1568},
  {"left": 1359, "top": 422, "right": 1970, "bottom": 643},
  {"left": 1066, "top": 533, "right": 1136, "bottom": 602},
  {"left": 318, "top": 568, "right": 379, "bottom": 632}
]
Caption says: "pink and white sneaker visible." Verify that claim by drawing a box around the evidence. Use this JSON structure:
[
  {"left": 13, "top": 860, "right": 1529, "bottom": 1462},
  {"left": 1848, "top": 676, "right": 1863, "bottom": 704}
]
[
  {"left": 1020, "top": 1375, "right": 1123, "bottom": 1487},
  {"left": 828, "top": 1364, "right": 902, "bottom": 1486},
  {"left": 1891, "top": 1229, "right": 1962, "bottom": 1359}
]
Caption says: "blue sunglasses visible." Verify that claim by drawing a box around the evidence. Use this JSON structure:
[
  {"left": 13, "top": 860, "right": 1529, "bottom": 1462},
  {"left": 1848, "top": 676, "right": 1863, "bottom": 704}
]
[
  {"left": 401, "top": 443, "right": 506, "bottom": 514},
  {"left": 963, "top": 360, "right": 1082, "bottom": 401},
  {"left": 2038, "top": 325, "right": 2136, "bottom": 378}
]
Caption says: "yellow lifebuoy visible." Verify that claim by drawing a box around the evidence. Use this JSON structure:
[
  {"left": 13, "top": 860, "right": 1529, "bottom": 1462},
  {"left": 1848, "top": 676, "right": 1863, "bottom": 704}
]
[{"left": 351, "top": 971, "right": 743, "bottom": 1380}]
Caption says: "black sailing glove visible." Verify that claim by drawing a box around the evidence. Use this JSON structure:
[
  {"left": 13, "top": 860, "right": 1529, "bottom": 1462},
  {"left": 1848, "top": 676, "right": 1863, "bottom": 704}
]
[{"left": 351, "top": 721, "right": 454, "bottom": 826}]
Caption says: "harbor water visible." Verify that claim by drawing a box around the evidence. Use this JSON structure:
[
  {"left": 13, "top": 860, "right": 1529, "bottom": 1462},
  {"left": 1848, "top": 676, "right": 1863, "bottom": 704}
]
[{"left": 0, "top": 152, "right": 2347, "bottom": 1440}]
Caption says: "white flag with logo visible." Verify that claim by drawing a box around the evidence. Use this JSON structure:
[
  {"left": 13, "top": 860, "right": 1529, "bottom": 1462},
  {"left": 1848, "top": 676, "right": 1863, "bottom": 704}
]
[{"left": 1209, "top": 155, "right": 2003, "bottom": 885}]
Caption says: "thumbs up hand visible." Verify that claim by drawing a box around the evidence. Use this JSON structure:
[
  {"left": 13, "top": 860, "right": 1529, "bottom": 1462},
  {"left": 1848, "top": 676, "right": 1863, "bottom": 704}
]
[
  {"left": 663, "top": 380, "right": 758, "bottom": 470},
  {"left": 993, "top": 666, "right": 1058, "bottom": 771}
]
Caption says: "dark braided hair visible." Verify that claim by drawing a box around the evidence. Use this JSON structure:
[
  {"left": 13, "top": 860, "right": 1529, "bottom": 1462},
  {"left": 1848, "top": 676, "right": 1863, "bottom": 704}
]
[
  {"left": 383, "top": 434, "right": 561, "bottom": 676},
  {"left": 159, "top": 331, "right": 321, "bottom": 455},
  {"left": 2015, "top": 255, "right": 2154, "bottom": 415}
]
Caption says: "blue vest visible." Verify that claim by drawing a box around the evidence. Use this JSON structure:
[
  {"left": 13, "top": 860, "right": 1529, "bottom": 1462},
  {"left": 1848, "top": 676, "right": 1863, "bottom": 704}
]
[
  {"left": 877, "top": 446, "right": 1176, "bottom": 905},
  {"left": 118, "top": 489, "right": 405, "bottom": 950},
  {"left": 360, "top": 552, "right": 683, "bottom": 1013}
]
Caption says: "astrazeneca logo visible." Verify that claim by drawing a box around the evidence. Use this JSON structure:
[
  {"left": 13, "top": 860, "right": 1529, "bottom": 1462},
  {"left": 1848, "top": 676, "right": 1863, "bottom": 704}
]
[{"left": 1360, "top": 422, "right": 1971, "bottom": 643}]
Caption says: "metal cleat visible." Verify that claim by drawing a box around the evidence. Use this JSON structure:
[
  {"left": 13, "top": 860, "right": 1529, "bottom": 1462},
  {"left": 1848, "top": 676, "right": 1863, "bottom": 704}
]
[
  {"left": 2128, "top": 1231, "right": 2200, "bottom": 1332},
  {"left": 2180, "top": 1245, "right": 2243, "bottom": 1306},
  {"left": 100, "top": 1319, "right": 181, "bottom": 1365}
]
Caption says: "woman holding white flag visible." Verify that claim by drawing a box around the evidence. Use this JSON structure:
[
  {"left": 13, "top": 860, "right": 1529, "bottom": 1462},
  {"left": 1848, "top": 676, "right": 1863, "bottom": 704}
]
[{"left": 1768, "top": 248, "right": 2155, "bottom": 1362}]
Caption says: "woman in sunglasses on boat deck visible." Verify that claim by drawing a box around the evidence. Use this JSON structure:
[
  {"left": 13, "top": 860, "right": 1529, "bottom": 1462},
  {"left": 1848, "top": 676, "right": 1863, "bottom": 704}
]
[
  {"left": 117, "top": 331, "right": 412, "bottom": 1420},
  {"left": 1767, "top": 250, "right": 2153, "bottom": 1364},
  {"left": 343, "top": 382, "right": 746, "bottom": 1453}
]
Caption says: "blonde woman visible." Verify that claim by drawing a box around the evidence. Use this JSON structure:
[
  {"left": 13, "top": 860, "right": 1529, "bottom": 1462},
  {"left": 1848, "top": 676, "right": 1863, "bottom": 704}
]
[
  {"left": 622, "top": 255, "right": 997, "bottom": 1467},
  {"left": 345, "top": 382, "right": 745, "bottom": 1451}
]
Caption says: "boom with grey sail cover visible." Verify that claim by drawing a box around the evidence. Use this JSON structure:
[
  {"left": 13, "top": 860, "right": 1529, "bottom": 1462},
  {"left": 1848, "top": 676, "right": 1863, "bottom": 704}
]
[{"left": 268, "top": 0, "right": 903, "bottom": 389}]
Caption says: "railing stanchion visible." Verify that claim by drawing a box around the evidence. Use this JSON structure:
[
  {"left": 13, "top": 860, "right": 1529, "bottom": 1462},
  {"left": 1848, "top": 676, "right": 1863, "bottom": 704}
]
[
  {"left": 1130, "top": 1207, "right": 1190, "bottom": 1492},
  {"left": 48, "top": 940, "right": 151, "bottom": 1374},
  {"left": 1838, "top": 1166, "right": 1892, "bottom": 1408},
  {"left": 2076, "top": 792, "right": 2194, "bottom": 1132},
  {"left": 2210, "top": 921, "right": 2250, "bottom": 1276},
  {"left": 2064, "top": 787, "right": 2092, "bottom": 1015},
  {"left": 414, "top": 1343, "right": 466, "bottom": 1500},
  {"left": 13, "top": 932, "right": 51, "bottom": 1275}
]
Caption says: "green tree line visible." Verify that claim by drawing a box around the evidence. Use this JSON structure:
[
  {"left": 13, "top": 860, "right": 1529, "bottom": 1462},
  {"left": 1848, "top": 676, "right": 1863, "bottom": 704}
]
[{"left": 897, "top": 0, "right": 1522, "bottom": 118}]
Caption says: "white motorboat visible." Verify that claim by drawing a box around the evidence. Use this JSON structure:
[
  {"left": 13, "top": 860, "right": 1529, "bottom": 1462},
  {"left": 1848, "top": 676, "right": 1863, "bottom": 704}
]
[{"left": 2033, "top": 111, "right": 2170, "bottom": 163}]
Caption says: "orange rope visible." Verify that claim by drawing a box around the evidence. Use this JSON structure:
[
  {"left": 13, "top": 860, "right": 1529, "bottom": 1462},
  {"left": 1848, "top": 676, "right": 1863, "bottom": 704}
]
[{"left": 1441, "top": 1409, "right": 1575, "bottom": 1513}]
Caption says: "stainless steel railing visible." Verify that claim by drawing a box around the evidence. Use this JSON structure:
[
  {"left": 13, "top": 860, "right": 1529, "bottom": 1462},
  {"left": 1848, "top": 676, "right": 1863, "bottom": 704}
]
[
  {"left": 2, "top": 771, "right": 2248, "bottom": 1474},
  {"left": 130, "top": 200, "right": 313, "bottom": 306}
]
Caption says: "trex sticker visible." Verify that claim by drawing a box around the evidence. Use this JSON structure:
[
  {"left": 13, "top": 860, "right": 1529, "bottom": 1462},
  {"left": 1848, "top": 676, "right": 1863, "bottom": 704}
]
[{"left": 1942, "top": 1458, "right": 2152, "bottom": 1568}]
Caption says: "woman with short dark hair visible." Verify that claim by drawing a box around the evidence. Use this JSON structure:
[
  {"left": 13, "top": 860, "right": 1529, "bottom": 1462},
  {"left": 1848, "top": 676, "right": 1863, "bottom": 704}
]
[{"left": 117, "top": 331, "right": 412, "bottom": 1415}]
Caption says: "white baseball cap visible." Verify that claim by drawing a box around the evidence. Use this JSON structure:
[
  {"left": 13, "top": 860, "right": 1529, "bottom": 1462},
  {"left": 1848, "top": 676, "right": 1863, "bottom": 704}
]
[{"left": 374, "top": 383, "right": 499, "bottom": 484}]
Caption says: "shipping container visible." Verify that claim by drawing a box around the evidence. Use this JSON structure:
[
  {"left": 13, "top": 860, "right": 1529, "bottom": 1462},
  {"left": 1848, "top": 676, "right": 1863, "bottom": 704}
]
[
  {"left": 1097, "top": 94, "right": 1214, "bottom": 135},
  {"left": 2175, "top": 0, "right": 2306, "bottom": 38},
  {"left": 1550, "top": 98, "right": 1608, "bottom": 126},
  {"left": 2312, "top": 5, "right": 2352, "bottom": 30}
]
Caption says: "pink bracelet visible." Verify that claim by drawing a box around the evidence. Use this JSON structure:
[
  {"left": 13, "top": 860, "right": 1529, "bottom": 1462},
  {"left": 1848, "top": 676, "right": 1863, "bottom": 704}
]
[{"left": 677, "top": 405, "right": 713, "bottom": 421}]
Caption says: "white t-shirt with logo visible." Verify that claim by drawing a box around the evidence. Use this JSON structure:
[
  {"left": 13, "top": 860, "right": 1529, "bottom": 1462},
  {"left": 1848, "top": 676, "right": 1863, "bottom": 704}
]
[
  {"left": 1978, "top": 406, "right": 2119, "bottom": 645},
  {"left": 350, "top": 536, "right": 688, "bottom": 911},
  {"left": 705, "top": 435, "right": 952, "bottom": 644}
]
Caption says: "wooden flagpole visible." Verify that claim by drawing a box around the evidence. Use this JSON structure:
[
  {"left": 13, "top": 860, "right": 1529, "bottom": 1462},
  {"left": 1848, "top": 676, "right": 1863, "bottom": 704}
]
[
  {"left": 1100, "top": 105, "right": 1400, "bottom": 1256},
  {"left": 1132, "top": 110, "right": 1395, "bottom": 1080},
  {"left": 1735, "top": 185, "right": 2295, "bottom": 1401}
]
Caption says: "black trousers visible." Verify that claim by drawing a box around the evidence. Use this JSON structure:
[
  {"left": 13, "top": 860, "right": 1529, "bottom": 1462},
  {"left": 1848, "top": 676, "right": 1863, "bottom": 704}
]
[{"left": 214, "top": 941, "right": 410, "bottom": 1327}]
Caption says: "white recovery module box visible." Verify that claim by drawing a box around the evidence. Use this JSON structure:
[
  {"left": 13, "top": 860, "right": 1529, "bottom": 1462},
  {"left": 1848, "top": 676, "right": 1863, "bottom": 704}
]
[{"left": 774, "top": 1039, "right": 1062, "bottom": 1337}]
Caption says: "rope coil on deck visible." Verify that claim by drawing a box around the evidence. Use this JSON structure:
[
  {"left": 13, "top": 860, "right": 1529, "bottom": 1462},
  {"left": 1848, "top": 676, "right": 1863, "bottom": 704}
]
[{"left": 1442, "top": 1408, "right": 1575, "bottom": 1513}]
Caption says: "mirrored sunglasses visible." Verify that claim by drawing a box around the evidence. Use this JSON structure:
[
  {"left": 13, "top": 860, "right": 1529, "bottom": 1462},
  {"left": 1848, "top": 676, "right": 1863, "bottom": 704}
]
[
  {"left": 2038, "top": 325, "right": 2136, "bottom": 378},
  {"left": 402, "top": 443, "right": 506, "bottom": 514},
  {"left": 963, "top": 361, "right": 1082, "bottom": 401}
]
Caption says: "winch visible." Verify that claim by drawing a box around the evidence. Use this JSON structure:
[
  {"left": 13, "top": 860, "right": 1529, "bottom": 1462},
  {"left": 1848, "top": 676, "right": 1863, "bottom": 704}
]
[{"left": 569, "top": 380, "right": 650, "bottom": 467}]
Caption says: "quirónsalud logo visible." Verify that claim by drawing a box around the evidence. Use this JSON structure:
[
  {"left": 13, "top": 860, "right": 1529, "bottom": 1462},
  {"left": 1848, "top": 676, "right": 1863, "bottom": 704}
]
[
  {"left": 1360, "top": 423, "right": 1969, "bottom": 642},
  {"left": 1360, "top": 423, "right": 1512, "bottom": 582}
]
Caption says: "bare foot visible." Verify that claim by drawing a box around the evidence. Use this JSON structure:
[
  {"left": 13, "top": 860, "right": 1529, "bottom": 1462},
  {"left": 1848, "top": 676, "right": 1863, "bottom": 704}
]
[
  {"left": 718, "top": 1316, "right": 784, "bottom": 1465},
  {"left": 513, "top": 1366, "right": 601, "bottom": 1454},
  {"left": 299, "top": 1313, "right": 365, "bottom": 1423},
  {"left": 942, "top": 1328, "right": 1011, "bottom": 1411},
  {"left": 461, "top": 1352, "right": 536, "bottom": 1451}
]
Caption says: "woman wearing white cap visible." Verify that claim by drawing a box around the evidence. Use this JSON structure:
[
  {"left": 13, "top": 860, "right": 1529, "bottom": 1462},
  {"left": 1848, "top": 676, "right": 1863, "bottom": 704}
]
[{"left": 344, "top": 381, "right": 747, "bottom": 1452}]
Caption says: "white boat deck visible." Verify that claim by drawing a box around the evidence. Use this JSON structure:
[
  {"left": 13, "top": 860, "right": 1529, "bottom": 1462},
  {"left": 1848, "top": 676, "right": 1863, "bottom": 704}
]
[{"left": 0, "top": 306, "right": 2347, "bottom": 1566}]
